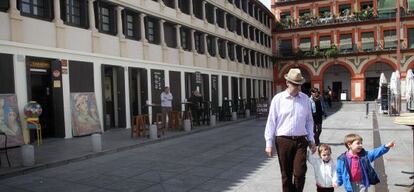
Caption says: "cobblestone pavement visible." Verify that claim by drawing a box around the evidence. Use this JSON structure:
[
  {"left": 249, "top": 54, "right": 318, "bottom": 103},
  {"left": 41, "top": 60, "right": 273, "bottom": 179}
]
[{"left": 0, "top": 102, "right": 412, "bottom": 192}]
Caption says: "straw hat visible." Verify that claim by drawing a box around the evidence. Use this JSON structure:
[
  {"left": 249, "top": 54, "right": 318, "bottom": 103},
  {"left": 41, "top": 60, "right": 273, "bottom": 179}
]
[{"left": 284, "top": 68, "right": 306, "bottom": 85}]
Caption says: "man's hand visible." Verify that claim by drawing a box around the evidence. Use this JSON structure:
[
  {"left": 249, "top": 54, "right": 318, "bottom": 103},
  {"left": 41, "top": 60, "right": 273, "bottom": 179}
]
[
  {"left": 265, "top": 147, "right": 273, "bottom": 157},
  {"left": 309, "top": 142, "right": 316, "bottom": 153},
  {"left": 385, "top": 141, "right": 395, "bottom": 148}
]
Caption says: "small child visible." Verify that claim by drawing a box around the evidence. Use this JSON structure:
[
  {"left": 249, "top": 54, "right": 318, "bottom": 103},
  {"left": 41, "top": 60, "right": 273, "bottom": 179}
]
[
  {"left": 307, "top": 143, "right": 337, "bottom": 192},
  {"left": 336, "top": 133, "right": 395, "bottom": 192}
]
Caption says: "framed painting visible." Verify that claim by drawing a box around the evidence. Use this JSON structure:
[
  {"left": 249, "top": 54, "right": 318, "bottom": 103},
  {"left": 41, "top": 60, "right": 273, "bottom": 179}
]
[
  {"left": 0, "top": 94, "right": 24, "bottom": 148},
  {"left": 71, "top": 93, "right": 101, "bottom": 136}
]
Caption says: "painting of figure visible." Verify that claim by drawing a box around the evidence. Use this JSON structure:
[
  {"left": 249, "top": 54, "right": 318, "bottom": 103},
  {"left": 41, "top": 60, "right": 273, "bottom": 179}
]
[
  {"left": 71, "top": 93, "right": 101, "bottom": 136},
  {"left": 0, "top": 94, "right": 24, "bottom": 148}
]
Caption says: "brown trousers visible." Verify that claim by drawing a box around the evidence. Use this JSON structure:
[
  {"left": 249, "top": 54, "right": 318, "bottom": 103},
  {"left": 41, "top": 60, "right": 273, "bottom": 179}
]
[
  {"left": 161, "top": 107, "right": 172, "bottom": 129},
  {"left": 276, "top": 136, "right": 309, "bottom": 192}
]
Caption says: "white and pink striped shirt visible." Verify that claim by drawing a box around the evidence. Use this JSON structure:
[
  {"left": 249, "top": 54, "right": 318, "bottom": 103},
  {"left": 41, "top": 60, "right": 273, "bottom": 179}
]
[{"left": 264, "top": 90, "right": 314, "bottom": 148}]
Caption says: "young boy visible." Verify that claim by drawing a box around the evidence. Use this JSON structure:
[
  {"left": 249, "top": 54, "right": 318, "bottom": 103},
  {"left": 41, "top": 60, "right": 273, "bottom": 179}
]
[
  {"left": 336, "top": 133, "right": 395, "bottom": 192},
  {"left": 308, "top": 144, "right": 337, "bottom": 192}
]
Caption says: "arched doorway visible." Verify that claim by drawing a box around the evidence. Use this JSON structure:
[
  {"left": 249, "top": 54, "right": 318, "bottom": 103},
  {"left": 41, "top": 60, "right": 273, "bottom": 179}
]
[
  {"left": 364, "top": 63, "right": 393, "bottom": 101},
  {"left": 323, "top": 65, "right": 352, "bottom": 101}
]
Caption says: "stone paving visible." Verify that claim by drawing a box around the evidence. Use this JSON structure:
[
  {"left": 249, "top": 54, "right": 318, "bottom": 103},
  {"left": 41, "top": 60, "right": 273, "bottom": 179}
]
[{"left": 0, "top": 102, "right": 412, "bottom": 192}]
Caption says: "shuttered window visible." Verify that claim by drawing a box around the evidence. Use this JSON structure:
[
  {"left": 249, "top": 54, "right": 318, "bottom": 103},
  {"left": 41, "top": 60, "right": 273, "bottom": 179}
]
[
  {"left": 383, "top": 30, "right": 396, "bottom": 49},
  {"left": 361, "top": 32, "right": 375, "bottom": 51},
  {"left": 319, "top": 36, "right": 331, "bottom": 49},
  {"left": 340, "top": 34, "right": 353, "bottom": 51},
  {"left": 378, "top": 0, "right": 396, "bottom": 18},
  {"left": 299, "top": 38, "right": 311, "bottom": 51},
  {"left": 408, "top": 28, "right": 414, "bottom": 49}
]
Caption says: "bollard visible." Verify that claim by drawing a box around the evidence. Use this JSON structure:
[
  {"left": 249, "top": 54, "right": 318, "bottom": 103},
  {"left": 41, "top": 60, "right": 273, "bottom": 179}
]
[
  {"left": 245, "top": 109, "right": 250, "bottom": 118},
  {"left": 232, "top": 112, "right": 237, "bottom": 121},
  {"left": 21, "top": 144, "right": 35, "bottom": 166},
  {"left": 366, "top": 103, "right": 369, "bottom": 117},
  {"left": 149, "top": 124, "right": 158, "bottom": 139},
  {"left": 91, "top": 133, "right": 102, "bottom": 152},
  {"left": 184, "top": 119, "right": 191, "bottom": 132},
  {"left": 209, "top": 115, "right": 216, "bottom": 126}
]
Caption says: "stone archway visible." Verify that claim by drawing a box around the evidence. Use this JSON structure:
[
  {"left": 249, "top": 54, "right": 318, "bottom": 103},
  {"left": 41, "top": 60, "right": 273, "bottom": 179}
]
[
  {"left": 322, "top": 65, "right": 352, "bottom": 101},
  {"left": 363, "top": 62, "right": 394, "bottom": 101}
]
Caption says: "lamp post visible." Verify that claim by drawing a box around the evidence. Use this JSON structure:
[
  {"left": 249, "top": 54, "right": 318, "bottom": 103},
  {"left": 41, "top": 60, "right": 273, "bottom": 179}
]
[{"left": 396, "top": 0, "right": 402, "bottom": 114}]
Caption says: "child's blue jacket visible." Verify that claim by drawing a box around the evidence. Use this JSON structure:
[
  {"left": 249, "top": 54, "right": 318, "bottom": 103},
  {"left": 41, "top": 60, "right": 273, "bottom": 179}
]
[{"left": 336, "top": 145, "right": 390, "bottom": 192}]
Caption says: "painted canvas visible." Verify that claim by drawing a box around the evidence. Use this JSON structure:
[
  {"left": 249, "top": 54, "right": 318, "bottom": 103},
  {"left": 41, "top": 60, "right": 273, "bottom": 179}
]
[
  {"left": 0, "top": 94, "right": 24, "bottom": 148},
  {"left": 71, "top": 93, "right": 101, "bottom": 136}
]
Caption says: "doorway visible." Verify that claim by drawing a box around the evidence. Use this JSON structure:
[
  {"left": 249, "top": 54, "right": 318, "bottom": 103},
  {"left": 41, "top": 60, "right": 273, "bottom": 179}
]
[
  {"left": 332, "top": 82, "right": 343, "bottom": 101},
  {"left": 169, "top": 71, "right": 181, "bottom": 111},
  {"left": 129, "top": 67, "right": 148, "bottom": 119},
  {"left": 27, "top": 58, "right": 65, "bottom": 138},
  {"left": 365, "top": 77, "right": 379, "bottom": 101},
  {"left": 102, "top": 65, "right": 126, "bottom": 130}
]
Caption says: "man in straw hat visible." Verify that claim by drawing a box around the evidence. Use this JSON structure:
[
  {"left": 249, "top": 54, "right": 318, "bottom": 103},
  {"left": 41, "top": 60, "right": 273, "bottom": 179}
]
[{"left": 264, "top": 68, "right": 316, "bottom": 192}]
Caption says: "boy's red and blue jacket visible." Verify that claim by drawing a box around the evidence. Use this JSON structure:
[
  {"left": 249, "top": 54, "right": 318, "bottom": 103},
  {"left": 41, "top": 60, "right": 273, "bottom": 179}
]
[{"left": 336, "top": 145, "right": 390, "bottom": 192}]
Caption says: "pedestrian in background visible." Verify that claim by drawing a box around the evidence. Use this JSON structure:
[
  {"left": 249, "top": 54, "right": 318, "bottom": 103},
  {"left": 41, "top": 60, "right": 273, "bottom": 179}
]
[
  {"left": 309, "top": 88, "right": 326, "bottom": 146},
  {"left": 264, "top": 68, "right": 316, "bottom": 192},
  {"left": 161, "top": 86, "right": 173, "bottom": 130},
  {"left": 307, "top": 144, "right": 337, "bottom": 192},
  {"left": 336, "top": 133, "right": 395, "bottom": 192},
  {"left": 189, "top": 90, "right": 203, "bottom": 126}
]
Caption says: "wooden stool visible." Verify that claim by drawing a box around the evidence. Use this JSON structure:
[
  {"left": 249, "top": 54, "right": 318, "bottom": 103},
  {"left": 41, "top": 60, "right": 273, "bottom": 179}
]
[
  {"left": 27, "top": 118, "right": 42, "bottom": 146},
  {"left": 170, "top": 111, "right": 182, "bottom": 130},
  {"left": 131, "top": 115, "right": 148, "bottom": 138},
  {"left": 0, "top": 132, "right": 10, "bottom": 167},
  {"left": 155, "top": 113, "right": 166, "bottom": 136}
]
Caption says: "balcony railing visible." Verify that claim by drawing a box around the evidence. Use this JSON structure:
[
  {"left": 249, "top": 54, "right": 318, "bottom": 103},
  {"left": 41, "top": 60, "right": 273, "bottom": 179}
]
[
  {"left": 275, "top": 8, "right": 414, "bottom": 31},
  {"left": 276, "top": 43, "right": 410, "bottom": 59}
]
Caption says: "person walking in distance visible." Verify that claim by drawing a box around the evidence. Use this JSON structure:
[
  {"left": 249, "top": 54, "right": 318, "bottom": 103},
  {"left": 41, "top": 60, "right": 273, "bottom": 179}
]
[
  {"left": 264, "top": 68, "right": 316, "bottom": 192},
  {"left": 160, "top": 86, "right": 173, "bottom": 130},
  {"left": 309, "top": 88, "right": 326, "bottom": 146}
]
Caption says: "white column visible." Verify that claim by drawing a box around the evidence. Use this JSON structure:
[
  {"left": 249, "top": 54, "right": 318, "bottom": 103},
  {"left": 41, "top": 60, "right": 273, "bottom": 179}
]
[
  {"left": 117, "top": 6, "right": 125, "bottom": 38},
  {"left": 240, "top": 21, "right": 244, "bottom": 37},
  {"left": 218, "top": 75, "right": 223, "bottom": 106},
  {"left": 247, "top": 25, "right": 250, "bottom": 40},
  {"left": 140, "top": 14, "right": 148, "bottom": 43},
  {"left": 224, "top": 40, "right": 229, "bottom": 60},
  {"left": 175, "top": 24, "right": 181, "bottom": 49},
  {"left": 247, "top": 49, "right": 251, "bottom": 65},
  {"left": 189, "top": 0, "right": 194, "bottom": 17},
  {"left": 191, "top": 29, "right": 196, "bottom": 53},
  {"left": 213, "top": 7, "right": 217, "bottom": 27},
  {"left": 53, "top": 0, "right": 63, "bottom": 23},
  {"left": 233, "top": 44, "right": 237, "bottom": 63},
  {"left": 202, "top": 1, "right": 207, "bottom": 22},
  {"left": 175, "top": 0, "right": 179, "bottom": 11},
  {"left": 241, "top": 47, "right": 245, "bottom": 63},
  {"left": 89, "top": 0, "right": 97, "bottom": 31},
  {"left": 215, "top": 37, "right": 219, "bottom": 58},
  {"left": 147, "top": 69, "right": 153, "bottom": 123},
  {"left": 228, "top": 77, "right": 232, "bottom": 100},
  {"left": 124, "top": 67, "right": 131, "bottom": 129},
  {"left": 203, "top": 34, "right": 209, "bottom": 56},
  {"left": 224, "top": 12, "right": 228, "bottom": 30},
  {"left": 181, "top": 72, "right": 186, "bottom": 111},
  {"left": 160, "top": 19, "right": 166, "bottom": 46},
  {"left": 9, "top": 0, "right": 17, "bottom": 10}
]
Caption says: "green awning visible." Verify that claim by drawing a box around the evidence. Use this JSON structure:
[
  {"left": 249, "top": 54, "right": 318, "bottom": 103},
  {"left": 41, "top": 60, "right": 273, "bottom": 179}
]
[
  {"left": 409, "top": 0, "right": 414, "bottom": 11},
  {"left": 378, "top": 0, "right": 396, "bottom": 13}
]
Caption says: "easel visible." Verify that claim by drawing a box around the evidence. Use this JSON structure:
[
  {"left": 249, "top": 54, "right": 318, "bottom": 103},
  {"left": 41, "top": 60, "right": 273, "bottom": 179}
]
[{"left": 26, "top": 117, "right": 42, "bottom": 146}]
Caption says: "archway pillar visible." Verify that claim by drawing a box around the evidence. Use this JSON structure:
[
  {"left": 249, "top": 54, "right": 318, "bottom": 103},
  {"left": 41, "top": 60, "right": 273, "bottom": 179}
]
[
  {"left": 311, "top": 76, "right": 323, "bottom": 91},
  {"left": 351, "top": 74, "right": 365, "bottom": 101}
]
